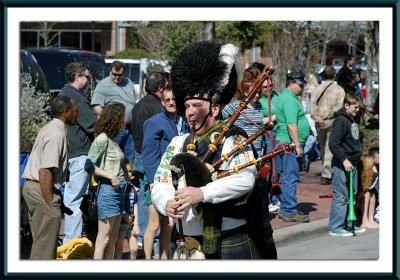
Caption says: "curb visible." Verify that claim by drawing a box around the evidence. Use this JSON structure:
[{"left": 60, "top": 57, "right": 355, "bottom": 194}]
[{"left": 273, "top": 218, "right": 329, "bottom": 247}]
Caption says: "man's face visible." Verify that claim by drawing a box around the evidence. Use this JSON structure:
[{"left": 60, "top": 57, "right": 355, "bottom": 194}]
[
  {"left": 344, "top": 102, "right": 359, "bottom": 117},
  {"left": 289, "top": 81, "right": 304, "bottom": 95},
  {"left": 347, "top": 58, "right": 354, "bottom": 68},
  {"left": 77, "top": 69, "right": 90, "bottom": 90},
  {"left": 161, "top": 90, "right": 176, "bottom": 114},
  {"left": 184, "top": 99, "right": 218, "bottom": 136},
  {"left": 66, "top": 101, "right": 79, "bottom": 125},
  {"left": 110, "top": 67, "right": 125, "bottom": 84}
]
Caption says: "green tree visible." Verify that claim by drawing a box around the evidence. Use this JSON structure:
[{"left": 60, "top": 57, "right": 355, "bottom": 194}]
[
  {"left": 160, "top": 21, "right": 203, "bottom": 61},
  {"left": 20, "top": 72, "right": 51, "bottom": 152},
  {"left": 216, "top": 21, "right": 266, "bottom": 50},
  {"left": 130, "top": 21, "right": 202, "bottom": 61}
]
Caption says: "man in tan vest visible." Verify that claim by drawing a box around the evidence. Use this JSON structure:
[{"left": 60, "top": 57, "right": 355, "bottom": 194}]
[{"left": 311, "top": 65, "right": 345, "bottom": 185}]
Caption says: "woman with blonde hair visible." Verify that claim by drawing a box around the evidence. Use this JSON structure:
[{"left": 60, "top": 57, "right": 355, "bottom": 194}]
[
  {"left": 88, "top": 102, "right": 127, "bottom": 259},
  {"left": 360, "top": 148, "right": 379, "bottom": 229}
]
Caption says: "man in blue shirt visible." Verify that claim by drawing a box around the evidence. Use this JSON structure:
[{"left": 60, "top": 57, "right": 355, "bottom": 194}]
[{"left": 142, "top": 86, "right": 189, "bottom": 259}]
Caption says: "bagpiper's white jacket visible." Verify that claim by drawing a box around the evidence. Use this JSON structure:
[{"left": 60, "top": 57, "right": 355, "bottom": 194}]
[{"left": 152, "top": 133, "right": 257, "bottom": 236}]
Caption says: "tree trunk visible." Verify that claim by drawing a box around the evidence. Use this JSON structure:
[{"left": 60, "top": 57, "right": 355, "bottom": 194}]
[
  {"left": 365, "top": 21, "right": 379, "bottom": 109},
  {"left": 203, "top": 21, "right": 216, "bottom": 41},
  {"left": 40, "top": 22, "right": 59, "bottom": 48},
  {"left": 300, "top": 21, "right": 311, "bottom": 70}
]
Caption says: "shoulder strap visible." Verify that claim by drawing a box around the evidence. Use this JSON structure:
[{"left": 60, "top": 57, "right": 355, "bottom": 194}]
[
  {"left": 99, "top": 138, "right": 110, "bottom": 168},
  {"left": 316, "top": 82, "right": 334, "bottom": 106}
]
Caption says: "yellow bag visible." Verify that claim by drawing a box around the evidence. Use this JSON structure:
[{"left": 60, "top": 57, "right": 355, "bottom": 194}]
[{"left": 57, "top": 237, "right": 94, "bottom": 259}]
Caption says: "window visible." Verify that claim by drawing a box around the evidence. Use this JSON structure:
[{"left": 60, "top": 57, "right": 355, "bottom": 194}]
[
  {"left": 82, "top": 32, "right": 101, "bottom": 52},
  {"left": 20, "top": 31, "right": 38, "bottom": 49},
  {"left": 39, "top": 31, "right": 60, "bottom": 48},
  {"left": 61, "top": 32, "right": 80, "bottom": 49}
]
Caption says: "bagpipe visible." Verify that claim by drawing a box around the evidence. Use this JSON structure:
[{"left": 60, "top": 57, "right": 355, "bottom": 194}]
[
  {"left": 170, "top": 66, "right": 293, "bottom": 188},
  {"left": 168, "top": 66, "right": 294, "bottom": 259}
]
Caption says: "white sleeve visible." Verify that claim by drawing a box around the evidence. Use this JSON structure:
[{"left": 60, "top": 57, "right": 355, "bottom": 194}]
[
  {"left": 200, "top": 135, "right": 256, "bottom": 204},
  {"left": 151, "top": 135, "right": 186, "bottom": 216}
]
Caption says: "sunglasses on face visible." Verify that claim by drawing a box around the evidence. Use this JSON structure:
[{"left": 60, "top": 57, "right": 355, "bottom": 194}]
[
  {"left": 111, "top": 72, "right": 124, "bottom": 77},
  {"left": 163, "top": 97, "right": 175, "bottom": 103}
]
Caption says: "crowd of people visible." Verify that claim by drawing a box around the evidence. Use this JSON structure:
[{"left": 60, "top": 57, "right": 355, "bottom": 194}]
[{"left": 21, "top": 41, "right": 379, "bottom": 260}]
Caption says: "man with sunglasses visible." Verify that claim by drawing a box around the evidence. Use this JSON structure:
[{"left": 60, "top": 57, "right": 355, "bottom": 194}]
[
  {"left": 59, "top": 62, "right": 97, "bottom": 243},
  {"left": 141, "top": 86, "right": 189, "bottom": 259},
  {"left": 91, "top": 60, "right": 139, "bottom": 163},
  {"left": 274, "top": 71, "right": 311, "bottom": 223}
]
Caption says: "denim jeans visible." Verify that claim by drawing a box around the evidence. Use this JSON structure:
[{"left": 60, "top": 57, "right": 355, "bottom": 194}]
[
  {"left": 63, "top": 155, "right": 90, "bottom": 243},
  {"left": 114, "top": 129, "right": 135, "bottom": 163},
  {"left": 329, "top": 166, "right": 358, "bottom": 232},
  {"left": 277, "top": 147, "right": 301, "bottom": 216},
  {"left": 303, "top": 135, "right": 314, "bottom": 158},
  {"left": 264, "top": 132, "right": 282, "bottom": 205},
  {"left": 134, "top": 151, "right": 160, "bottom": 257}
]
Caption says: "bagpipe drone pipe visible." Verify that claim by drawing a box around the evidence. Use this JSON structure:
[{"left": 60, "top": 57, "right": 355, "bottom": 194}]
[{"left": 168, "top": 66, "right": 294, "bottom": 258}]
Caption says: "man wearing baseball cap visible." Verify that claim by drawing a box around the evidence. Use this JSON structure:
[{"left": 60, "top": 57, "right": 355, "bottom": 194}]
[{"left": 274, "top": 71, "right": 311, "bottom": 223}]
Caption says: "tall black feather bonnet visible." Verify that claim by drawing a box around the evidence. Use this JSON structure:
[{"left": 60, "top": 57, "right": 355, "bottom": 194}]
[{"left": 171, "top": 41, "right": 239, "bottom": 113}]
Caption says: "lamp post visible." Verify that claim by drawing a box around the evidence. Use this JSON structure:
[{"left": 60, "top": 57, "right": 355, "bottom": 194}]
[{"left": 91, "top": 21, "right": 95, "bottom": 52}]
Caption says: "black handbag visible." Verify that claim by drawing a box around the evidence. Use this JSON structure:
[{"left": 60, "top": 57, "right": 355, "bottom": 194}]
[{"left": 82, "top": 138, "right": 110, "bottom": 221}]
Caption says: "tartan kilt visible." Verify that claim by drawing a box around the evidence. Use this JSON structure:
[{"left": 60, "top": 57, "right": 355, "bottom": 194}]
[{"left": 221, "top": 232, "right": 262, "bottom": 259}]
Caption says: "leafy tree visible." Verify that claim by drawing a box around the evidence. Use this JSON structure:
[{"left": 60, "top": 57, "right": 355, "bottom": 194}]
[
  {"left": 20, "top": 72, "right": 51, "bottom": 152},
  {"left": 130, "top": 21, "right": 202, "bottom": 61},
  {"left": 160, "top": 21, "right": 203, "bottom": 61},
  {"left": 115, "top": 48, "right": 157, "bottom": 59},
  {"left": 216, "top": 21, "right": 266, "bottom": 50}
]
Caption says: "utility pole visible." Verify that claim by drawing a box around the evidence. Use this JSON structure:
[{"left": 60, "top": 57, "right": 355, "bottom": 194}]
[{"left": 91, "top": 21, "right": 95, "bottom": 52}]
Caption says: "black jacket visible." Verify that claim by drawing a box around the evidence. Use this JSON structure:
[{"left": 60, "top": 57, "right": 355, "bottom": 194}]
[
  {"left": 59, "top": 84, "right": 97, "bottom": 158},
  {"left": 329, "top": 108, "right": 363, "bottom": 169},
  {"left": 336, "top": 66, "right": 354, "bottom": 94},
  {"left": 130, "top": 93, "right": 163, "bottom": 153}
]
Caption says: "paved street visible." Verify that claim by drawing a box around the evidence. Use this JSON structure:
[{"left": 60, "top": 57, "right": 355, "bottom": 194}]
[{"left": 277, "top": 228, "right": 379, "bottom": 260}]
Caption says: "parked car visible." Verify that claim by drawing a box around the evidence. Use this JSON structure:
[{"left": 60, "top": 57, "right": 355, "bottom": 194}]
[
  {"left": 27, "top": 48, "right": 107, "bottom": 98},
  {"left": 105, "top": 58, "right": 171, "bottom": 98},
  {"left": 20, "top": 50, "right": 49, "bottom": 94}
]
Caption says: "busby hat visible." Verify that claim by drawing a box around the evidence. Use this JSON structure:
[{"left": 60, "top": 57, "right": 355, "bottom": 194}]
[
  {"left": 171, "top": 41, "right": 239, "bottom": 113},
  {"left": 287, "top": 71, "right": 307, "bottom": 85}
]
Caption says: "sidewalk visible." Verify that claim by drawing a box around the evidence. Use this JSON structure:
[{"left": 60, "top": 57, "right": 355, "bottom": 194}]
[{"left": 271, "top": 160, "right": 333, "bottom": 245}]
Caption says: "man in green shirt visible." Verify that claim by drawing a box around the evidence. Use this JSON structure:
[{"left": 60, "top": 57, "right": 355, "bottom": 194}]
[{"left": 274, "top": 72, "right": 311, "bottom": 223}]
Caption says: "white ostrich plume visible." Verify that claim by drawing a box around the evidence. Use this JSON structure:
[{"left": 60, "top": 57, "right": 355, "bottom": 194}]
[{"left": 218, "top": 43, "right": 239, "bottom": 91}]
